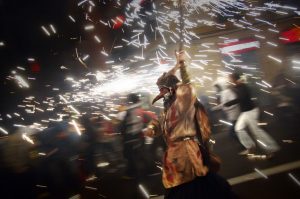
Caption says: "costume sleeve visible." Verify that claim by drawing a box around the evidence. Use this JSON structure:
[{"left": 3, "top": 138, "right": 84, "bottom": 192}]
[
  {"left": 179, "top": 61, "right": 190, "bottom": 84},
  {"left": 195, "top": 103, "right": 211, "bottom": 142},
  {"left": 176, "top": 62, "right": 196, "bottom": 113}
]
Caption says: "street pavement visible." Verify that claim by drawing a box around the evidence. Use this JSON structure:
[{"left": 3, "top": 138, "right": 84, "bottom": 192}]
[{"left": 79, "top": 108, "right": 300, "bottom": 199}]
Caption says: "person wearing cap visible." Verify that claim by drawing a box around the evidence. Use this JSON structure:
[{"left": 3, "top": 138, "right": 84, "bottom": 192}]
[{"left": 144, "top": 51, "right": 236, "bottom": 199}]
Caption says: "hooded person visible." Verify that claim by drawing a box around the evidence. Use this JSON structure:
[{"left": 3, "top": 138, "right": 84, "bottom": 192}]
[{"left": 144, "top": 51, "right": 237, "bottom": 199}]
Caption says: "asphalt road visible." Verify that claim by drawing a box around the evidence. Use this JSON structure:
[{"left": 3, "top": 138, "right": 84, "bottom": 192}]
[{"left": 72, "top": 107, "right": 300, "bottom": 199}]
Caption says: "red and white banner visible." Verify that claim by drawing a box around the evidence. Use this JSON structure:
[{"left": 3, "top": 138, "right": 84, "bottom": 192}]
[{"left": 219, "top": 38, "right": 260, "bottom": 55}]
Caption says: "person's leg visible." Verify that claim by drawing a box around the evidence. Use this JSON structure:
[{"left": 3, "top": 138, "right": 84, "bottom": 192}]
[
  {"left": 124, "top": 144, "right": 135, "bottom": 177},
  {"left": 247, "top": 108, "right": 280, "bottom": 153},
  {"left": 235, "top": 112, "right": 256, "bottom": 152}
]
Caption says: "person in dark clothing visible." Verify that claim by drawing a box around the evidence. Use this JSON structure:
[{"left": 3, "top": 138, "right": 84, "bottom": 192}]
[
  {"left": 223, "top": 73, "right": 280, "bottom": 155},
  {"left": 118, "top": 93, "right": 145, "bottom": 179}
]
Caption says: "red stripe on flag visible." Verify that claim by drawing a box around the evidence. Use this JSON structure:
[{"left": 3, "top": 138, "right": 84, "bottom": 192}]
[{"left": 219, "top": 38, "right": 259, "bottom": 54}]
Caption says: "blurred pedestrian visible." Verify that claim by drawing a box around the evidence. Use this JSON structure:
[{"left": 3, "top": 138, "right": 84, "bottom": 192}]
[
  {"left": 144, "top": 50, "right": 236, "bottom": 199},
  {"left": 118, "top": 93, "right": 145, "bottom": 179},
  {"left": 212, "top": 81, "right": 240, "bottom": 141},
  {"left": 223, "top": 73, "right": 280, "bottom": 156}
]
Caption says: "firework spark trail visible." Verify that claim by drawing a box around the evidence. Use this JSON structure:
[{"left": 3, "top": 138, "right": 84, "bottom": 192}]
[{"left": 1, "top": 0, "right": 299, "bottom": 137}]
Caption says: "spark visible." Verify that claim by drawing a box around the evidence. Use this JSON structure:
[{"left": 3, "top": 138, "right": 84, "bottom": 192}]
[
  {"left": 219, "top": 120, "right": 233, "bottom": 126},
  {"left": 71, "top": 120, "right": 82, "bottom": 135},
  {"left": 257, "top": 139, "right": 267, "bottom": 147},
  {"left": 85, "top": 186, "right": 98, "bottom": 191},
  {"left": 282, "top": 140, "right": 293, "bottom": 143},
  {"left": 254, "top": 34, "right": 265, "bottom": 39},
  {"left": 190, "top": 62, "right": 204, "bottom": 70},
  {"left": 257, "top": 122, "right": 268, "bottom": 126},
  {"left": 263, "top": 111, "right": 274, "bottom": 116},
  {"left": 69, "top": 105, "right": 81, "bottom": 115},
  {"left": 288, "top": 173, "right": 300, "bottom": 186},
  {"left": 97, "top": 162, "right": 110, "bottom": 167},
  {"left": 22, "top": 133, "right": 34, "bottom": 144},
  {"left": 267, "top": 55, "right": 282, "bottom": 63},
  {"left": 285, "top": 78, "right": 296, "bottom": 85},
  {"left": 50, "top": 24, "right": 56, "bottom": 34},
  {"left": 84, "top": 25, "right": 95, "bottom": 30},
  {"left": 0, "top": 41, "right": 4, "bottom": 46},
  {"left": 0, "top": 127, "right": 9, "bottom": 134},
  {"left": 78, "top": 0, "right": 88, "bottom": 6},
  {"left": 61, "top": 65, "right": 68, "bottom": 69},
  {"left": 266, "top": 41, "right": 278, "bottom": 47},
  {"left": 101, "top": 50, "right": 109, "bottom": 56},
  {"left": 68, "top": 15, "right": 76, "bottom": 22},
  {"left": 138, "top": 184, "right": 150, "bottom": 199},
  {"left": 15, "top": 75, "right": 30, "bottom": 88},
  {"left": 260, "top": 89, "right": 271, "bottom": 94},
  {"left": 41, "top": 26, "right": 51, "bottom": 36},
  {"left": 262, "top": 80, "right": 272, "bottom": 88},
  {"left": 256, "top": 82, "right": 268, "bottom": 88},
  {"left": 82, "top": 54, "right": 90, "bottom": 61},
  {"left": 59, "top": 95, "right": 69, "bottom": 103},
  {"left": 268, "top": 28, "right": 279, "bottom": 33},
  {"left": 36, "top": 184, "right": 47, "bottom": 188},
  {"left": 254, "top": 168, "right": 268, "bottom": 179},
  {"left": 292, "top": 60, "right": 300, "bottom": 65},
  {"left": 94, "top": 35, "right": 101, "bottom": 43},
  {"left": 17, "top": 66, "right": 26, "bottom": 71},
  {"left": 99, "top": 20, "right": 108, "bottom": 26}
]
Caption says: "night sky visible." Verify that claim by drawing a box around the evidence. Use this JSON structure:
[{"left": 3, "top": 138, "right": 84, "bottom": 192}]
[{"left": 1, "top": 0, "right": 300, "bottom": 128}]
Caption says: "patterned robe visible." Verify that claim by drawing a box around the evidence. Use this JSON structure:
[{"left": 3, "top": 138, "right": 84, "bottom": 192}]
[{"left": 150, "top": 82, "right": 211, "bottom": 188}]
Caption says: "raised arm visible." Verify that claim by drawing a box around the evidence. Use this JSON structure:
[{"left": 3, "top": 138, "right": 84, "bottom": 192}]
[{"left": 173, "top": 50, "right": 195, "bottom": 112}]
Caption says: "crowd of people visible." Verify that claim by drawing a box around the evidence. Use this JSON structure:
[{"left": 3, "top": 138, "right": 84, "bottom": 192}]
[{"left": 1, "top": 50, "right": 300, "bottom": 199}]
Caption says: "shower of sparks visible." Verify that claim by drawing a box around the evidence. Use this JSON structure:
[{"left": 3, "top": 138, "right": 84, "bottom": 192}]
[{"left": 0, "top": 0, "right": 299, "bottom": 158}]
